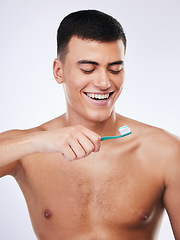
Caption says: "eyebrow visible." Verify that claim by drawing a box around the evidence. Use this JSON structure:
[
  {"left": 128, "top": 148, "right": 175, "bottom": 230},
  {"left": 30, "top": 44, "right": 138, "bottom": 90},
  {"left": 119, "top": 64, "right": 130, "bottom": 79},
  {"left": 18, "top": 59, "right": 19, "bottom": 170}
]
[
  {"left": 77, "top": 60, "right": 124, "bottom": 66},
  {"left": 77, "top": 60, "right": 99, "bottom": 65},
  {"left": 108, "top": 60, "right": 124, "bottom": 66}
]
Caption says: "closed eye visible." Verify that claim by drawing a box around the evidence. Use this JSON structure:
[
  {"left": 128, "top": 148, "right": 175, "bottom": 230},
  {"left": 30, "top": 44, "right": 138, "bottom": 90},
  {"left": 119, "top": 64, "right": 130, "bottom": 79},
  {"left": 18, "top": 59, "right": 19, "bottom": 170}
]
[
  {"left": 108, "top": 64, "right": 123, "bottom": 74},
  {"left": 81, "top": 69, "right": 95, "bottom": 74},
  {"left": 108, "top": 69, "right": 122, "bottom": 74}
]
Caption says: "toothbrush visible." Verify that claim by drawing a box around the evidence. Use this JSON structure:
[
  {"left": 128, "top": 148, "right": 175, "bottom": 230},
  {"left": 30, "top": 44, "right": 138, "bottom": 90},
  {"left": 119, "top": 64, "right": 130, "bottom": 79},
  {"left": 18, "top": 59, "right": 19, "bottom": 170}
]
[{"left": 101, "top": 125, "right": 132, "bottom": 141}]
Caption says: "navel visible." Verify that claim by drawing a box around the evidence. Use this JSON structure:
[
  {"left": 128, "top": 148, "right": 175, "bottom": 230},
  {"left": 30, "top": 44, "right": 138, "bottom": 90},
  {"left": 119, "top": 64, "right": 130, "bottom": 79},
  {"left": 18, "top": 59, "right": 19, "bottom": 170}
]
[{"left": 44, "top": 209, "right": 53, "bottom": 219}]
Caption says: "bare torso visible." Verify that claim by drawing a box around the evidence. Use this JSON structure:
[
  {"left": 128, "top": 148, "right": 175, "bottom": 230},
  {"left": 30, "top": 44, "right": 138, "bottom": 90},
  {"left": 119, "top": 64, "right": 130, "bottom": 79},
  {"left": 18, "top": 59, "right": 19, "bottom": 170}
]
[{"left": 13, "top": 115, "right": 166, "bottom": 240}]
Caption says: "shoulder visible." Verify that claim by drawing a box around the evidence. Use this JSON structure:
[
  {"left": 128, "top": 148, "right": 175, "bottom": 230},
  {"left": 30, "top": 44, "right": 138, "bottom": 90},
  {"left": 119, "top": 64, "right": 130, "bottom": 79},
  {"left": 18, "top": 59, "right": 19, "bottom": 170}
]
[
  {"left": 117, "top": 114, "right": 180, "bottom": 186},
  {"left": 118, "top": 114, "right": 180, "bottom": 163},
  {"left": 142, "top": 125, "right": 180, "bottom": 158},
  {"left": 38, "top": 114, "right": 66, "bottom": 131},
  {"left": 133, "top": 120, "right": 180, "bottom": 182},
  {"left": 0, "top": 114, "right": 66, "bottom": 138},
  {"left": 135, "top": 121, "right": 180, "bottom": 160},
  {"left": 142, "top": 124, "right": 179, "bottom": 146},
  {"left": 155, "top": 130, "right": 180, "bottom": 184},
  {"left": 119, "top": 114, "right": 179, "bottom": 148}
]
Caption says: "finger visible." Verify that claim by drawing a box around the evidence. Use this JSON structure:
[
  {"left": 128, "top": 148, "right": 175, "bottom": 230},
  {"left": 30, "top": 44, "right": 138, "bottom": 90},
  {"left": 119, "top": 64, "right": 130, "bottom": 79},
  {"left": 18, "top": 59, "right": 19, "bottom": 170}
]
[
  {"left": 76, "top": 133, "right": 96, "bottom": 156},
  {"left": 61, "top": 145, "right": 76, "bottom": 161},
  {"left": 68, "top": 137, "right": 87, "bottom": 160},
  {"left": 81, "top": 128, "right": 101, "bottom": 152}
]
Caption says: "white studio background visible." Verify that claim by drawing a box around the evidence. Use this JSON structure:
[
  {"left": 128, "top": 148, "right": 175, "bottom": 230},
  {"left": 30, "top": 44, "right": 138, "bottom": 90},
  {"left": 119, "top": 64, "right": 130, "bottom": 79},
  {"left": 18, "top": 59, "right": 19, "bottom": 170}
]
[{"left": 0, "top": 0, "right": 179, "bottom": 239}]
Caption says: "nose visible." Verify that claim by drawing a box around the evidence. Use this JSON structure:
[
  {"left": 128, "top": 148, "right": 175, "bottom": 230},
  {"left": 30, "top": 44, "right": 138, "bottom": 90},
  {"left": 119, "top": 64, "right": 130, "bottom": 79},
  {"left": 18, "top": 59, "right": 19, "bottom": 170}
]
[{"left": 93, "top": 69, "right": 111, "bottom": 90}]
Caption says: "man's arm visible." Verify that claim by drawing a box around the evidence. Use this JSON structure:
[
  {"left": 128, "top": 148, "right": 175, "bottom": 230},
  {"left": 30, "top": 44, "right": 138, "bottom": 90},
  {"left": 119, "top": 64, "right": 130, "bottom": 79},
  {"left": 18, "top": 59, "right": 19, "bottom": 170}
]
[
  {"left": 0, "top": 129, "right": 42, "bottom": 177},
  {"left": 163, "top": 137, "right": 180, "bottom": 239},
  {"left": 0, "top": 125, "right": 101, "bottom": 177}
]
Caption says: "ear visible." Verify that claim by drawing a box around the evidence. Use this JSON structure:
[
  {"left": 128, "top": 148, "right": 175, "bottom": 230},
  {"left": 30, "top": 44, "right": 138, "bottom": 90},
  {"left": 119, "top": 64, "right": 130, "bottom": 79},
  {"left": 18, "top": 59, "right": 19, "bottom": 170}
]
[{"left": 53, "top": 59, "right": 64, "bottom": 84}]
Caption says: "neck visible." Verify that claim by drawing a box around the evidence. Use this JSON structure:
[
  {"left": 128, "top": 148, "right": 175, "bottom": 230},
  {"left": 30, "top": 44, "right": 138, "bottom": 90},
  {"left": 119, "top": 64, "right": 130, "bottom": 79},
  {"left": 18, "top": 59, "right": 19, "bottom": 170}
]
[{"left": 64, "top": 110, "right": 119, "bottom": 137}]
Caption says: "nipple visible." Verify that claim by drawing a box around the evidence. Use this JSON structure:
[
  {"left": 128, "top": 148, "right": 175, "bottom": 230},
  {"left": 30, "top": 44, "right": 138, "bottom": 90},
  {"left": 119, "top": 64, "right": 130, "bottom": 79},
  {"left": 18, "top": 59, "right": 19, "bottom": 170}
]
[
  {"left": 44, "top": 209, "right": 53, "bottom": 219},
  {"left": 143, "top": 215, "right": 148, "bottom": 220},
  {"left": 141, "top": 211, "right": 149, "bottom": 221}
]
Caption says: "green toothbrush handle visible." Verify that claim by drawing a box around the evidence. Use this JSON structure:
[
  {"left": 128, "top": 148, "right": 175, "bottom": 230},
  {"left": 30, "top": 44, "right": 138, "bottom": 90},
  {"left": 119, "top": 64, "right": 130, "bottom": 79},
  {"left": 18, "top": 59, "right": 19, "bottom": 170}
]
[{"left": 101, "top": 131, "right": 132, "bottom": 141}]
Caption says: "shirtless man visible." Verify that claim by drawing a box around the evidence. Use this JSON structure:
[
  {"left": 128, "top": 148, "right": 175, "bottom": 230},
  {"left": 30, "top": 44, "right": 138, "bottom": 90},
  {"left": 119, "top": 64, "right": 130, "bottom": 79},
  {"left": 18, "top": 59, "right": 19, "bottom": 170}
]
[{"left": 0, "top": 9, "right": 180, "bottom": 240}]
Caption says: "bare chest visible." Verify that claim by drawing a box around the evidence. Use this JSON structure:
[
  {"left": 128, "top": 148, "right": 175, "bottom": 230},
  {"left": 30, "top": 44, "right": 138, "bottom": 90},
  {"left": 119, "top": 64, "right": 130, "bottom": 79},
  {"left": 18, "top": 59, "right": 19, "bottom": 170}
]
[{"left": 18, "top": 145, "right": 164, "bottom": 236}]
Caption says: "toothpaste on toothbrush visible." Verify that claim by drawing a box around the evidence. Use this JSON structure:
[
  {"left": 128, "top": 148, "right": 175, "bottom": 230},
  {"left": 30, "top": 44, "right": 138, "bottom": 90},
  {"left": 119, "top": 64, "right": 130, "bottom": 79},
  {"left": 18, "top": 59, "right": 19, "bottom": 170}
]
[
  {"left": 101, "top": 125, "right": 132, "bottom": 141},
  {"left": 119, "top": 125, "right": 131, "bottom": 136}
]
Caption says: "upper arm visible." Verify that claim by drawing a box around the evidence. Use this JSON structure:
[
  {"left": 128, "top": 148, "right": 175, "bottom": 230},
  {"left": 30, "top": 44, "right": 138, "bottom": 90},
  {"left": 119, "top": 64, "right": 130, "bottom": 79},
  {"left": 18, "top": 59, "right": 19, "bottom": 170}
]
[
  {"left": 0, "top": 161, "right": 19, "bottom": 178},
  {"left": 163, "top": 138, "right": 180, "bottom": 239},
  {"left": 0, "top": 127, "right": 42, "bottom": 178},
  {"left": 0, "top": 130, "right": 22, "bottom": 178}
]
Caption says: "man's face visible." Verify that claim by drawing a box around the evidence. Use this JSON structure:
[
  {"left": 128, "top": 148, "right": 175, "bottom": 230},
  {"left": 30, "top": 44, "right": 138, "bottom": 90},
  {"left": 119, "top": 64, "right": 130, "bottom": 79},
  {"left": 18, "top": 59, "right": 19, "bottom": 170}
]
[{"left": 60, "top": 36, "right": 125, "bottom": 124}]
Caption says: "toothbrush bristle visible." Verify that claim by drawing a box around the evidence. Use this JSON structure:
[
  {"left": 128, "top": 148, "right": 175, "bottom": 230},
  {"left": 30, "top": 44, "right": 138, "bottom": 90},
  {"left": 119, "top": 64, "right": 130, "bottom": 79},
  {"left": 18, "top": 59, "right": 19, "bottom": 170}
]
[{"left": 119, "top": 125, "right": 131, "bottom": 135}]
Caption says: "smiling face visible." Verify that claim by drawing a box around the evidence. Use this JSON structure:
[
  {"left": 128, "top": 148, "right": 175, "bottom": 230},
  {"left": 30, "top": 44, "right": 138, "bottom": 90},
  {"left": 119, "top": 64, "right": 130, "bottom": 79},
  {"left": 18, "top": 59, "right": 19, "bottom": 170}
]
[{"left": 54, "top": 36, "right": 125, "bottom": 125}]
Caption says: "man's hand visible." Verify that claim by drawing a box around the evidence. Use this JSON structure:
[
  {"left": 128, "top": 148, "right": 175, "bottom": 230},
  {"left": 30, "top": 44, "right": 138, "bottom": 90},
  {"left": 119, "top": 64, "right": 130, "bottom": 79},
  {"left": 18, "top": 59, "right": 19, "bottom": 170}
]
[
  {"left": 0, "top": 125, "right": 101, "bottom": 175},
  {"left": 37, "top": 125, "right": 101, "bottom": 161}
]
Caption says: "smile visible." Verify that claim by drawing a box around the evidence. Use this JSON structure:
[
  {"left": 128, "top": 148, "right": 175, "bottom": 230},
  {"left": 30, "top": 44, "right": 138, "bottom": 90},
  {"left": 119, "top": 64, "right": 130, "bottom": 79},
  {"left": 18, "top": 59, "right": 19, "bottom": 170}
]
[{"left": 84, "top": 92, "right": 114, "bottom": 100}]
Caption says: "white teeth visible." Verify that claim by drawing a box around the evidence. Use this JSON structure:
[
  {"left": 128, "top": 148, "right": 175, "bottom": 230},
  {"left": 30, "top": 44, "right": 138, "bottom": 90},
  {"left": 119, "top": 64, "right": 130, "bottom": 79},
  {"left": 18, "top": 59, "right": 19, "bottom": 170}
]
[{"left": 86, "top": 93, "right": 110, "bottom": 100}]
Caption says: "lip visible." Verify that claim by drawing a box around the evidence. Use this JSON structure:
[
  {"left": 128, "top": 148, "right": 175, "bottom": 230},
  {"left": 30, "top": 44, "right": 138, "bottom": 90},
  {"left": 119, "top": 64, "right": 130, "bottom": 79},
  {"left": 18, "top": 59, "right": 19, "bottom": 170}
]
[{"left": 83, "top": 91, "right": 114, "bottom": 106}]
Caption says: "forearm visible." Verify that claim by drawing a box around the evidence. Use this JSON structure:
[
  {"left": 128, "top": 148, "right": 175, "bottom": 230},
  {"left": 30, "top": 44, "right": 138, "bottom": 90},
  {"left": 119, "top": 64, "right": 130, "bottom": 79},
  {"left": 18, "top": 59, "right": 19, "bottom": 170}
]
[
  {"left": 0, "top": 124, "right": 101, "bottom": 167},
  {"left": 0, "top": 132, "right": 40, "bottom": 167}
]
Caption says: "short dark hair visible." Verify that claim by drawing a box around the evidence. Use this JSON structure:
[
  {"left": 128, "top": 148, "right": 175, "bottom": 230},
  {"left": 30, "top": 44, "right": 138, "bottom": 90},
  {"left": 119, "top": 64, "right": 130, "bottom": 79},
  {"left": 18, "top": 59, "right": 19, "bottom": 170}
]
[{"left": 57, "top": 10, "right": 127, "bottom": 61}]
